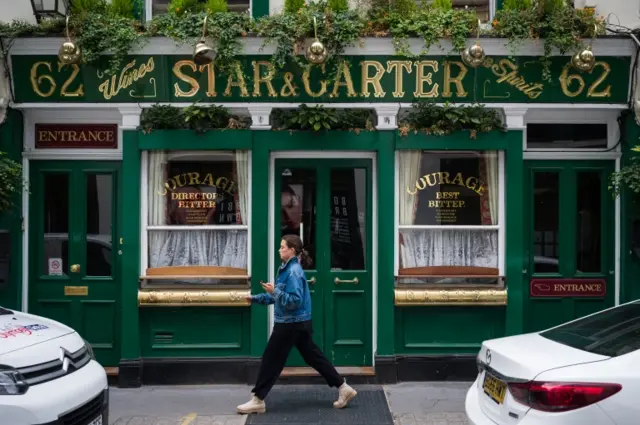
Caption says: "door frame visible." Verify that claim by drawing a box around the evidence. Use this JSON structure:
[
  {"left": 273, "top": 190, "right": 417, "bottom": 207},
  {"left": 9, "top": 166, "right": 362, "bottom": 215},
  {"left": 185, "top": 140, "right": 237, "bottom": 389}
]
[{"left": 268, "top": 151, "right": 378, "bottom": 365}]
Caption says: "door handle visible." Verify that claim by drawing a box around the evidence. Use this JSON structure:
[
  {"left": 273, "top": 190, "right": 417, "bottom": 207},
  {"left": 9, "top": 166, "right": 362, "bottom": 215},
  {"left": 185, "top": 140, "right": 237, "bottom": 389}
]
[
  {"left": 70, "top": 264, "right": 81, "bottom": 273},
  {"left": 307, "top": 277, "right": 316, "bottom": 285},
  {"left": 334, "top": 277, "right": 359, "bottom": 285}
]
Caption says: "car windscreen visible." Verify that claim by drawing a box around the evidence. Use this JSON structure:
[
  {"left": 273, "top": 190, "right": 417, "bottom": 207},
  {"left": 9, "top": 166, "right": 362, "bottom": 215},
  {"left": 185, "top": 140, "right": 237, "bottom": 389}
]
[{"left": 540, "top": 301, "right": 640, "bottom": 357}]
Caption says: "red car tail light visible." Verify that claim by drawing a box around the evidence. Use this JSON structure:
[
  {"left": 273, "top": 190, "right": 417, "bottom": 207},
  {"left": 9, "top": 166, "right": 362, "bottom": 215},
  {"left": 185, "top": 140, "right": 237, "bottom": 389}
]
[{"left": 508, "top": 381, "right": 622, "bottom": 412}]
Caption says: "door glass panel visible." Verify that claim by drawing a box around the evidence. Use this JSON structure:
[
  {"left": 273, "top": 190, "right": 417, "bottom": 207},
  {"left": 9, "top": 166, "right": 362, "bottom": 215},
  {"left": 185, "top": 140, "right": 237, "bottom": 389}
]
[
  {"left": 43, "top": 173, "right": 69, "bottom": 276},
  {"left": 576, "top": 171, "right": 602, "bottom": 273},
  {"left": 533, "top": 172, "right": 559, "bottom": 274},
  {"left": 86, "top": 174, "right": 113, "bottom": 277},
  {"left": 280, "top": 168, "right": 316, "bottom": 270},
  {"left": 330, "top": 168, "right": 366, "bottom": 270}
]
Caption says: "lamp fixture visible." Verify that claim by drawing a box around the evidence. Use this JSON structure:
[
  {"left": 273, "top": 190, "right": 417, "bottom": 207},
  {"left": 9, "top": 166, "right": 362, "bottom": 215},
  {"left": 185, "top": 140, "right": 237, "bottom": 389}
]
[
  {"left": 571, "top": 24, "right": 598, "bottom": 72},
  {"left": 193, "top": 16, "right": 217, "bottom": 65},
  {"left": 30, "top": 0, "right": 69, "bottom": 23},
  {"left": 305, "top": 17, "right": 328, "bottom": 65},
  {"left": 461, "top": 19, "right": 486, "bottom": 69},
  {"left": 58, "top": 15, "right": 81, "bottom": 65}
]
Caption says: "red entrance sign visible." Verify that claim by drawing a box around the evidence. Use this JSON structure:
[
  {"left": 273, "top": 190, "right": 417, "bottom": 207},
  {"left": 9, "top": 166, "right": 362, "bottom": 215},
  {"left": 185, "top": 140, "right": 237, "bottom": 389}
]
[
  {"left": 35, "top": 124, "right": 118, "bottom": 149},
  {"left": 530, "top": 279, "right": 607, "bottom": 298}
]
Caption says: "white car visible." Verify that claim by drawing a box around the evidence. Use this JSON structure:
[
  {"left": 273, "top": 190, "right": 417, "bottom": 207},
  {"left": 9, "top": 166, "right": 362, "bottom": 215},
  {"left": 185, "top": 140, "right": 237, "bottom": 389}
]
[
  {"left": 0, "top": 306, "right": 108, "bottom": 425},
  {"left": 466, "top": 300, "right": 640, "bottom": 425}
]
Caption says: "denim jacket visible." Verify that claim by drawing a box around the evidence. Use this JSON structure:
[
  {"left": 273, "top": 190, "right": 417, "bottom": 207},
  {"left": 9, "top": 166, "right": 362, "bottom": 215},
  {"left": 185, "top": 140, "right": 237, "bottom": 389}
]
[{"left": 251, "top": 256, "right": 312, "bottom": 323}]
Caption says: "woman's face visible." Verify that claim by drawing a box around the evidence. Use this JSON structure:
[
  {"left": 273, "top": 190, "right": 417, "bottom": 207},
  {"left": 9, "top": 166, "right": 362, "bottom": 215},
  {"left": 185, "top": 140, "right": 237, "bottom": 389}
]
[{"left": 279, "top": 239, "right": 295, "bottom": 262}]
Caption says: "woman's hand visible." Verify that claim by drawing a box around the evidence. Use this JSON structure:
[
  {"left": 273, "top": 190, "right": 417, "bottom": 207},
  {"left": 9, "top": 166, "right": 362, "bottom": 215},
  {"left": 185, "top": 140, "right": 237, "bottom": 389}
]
[
  {"left": 261, "top": 281, "right": 275, "bottom": 294},
  {"left": 245, "top": 295, "right": 253, "bottom": 302}
]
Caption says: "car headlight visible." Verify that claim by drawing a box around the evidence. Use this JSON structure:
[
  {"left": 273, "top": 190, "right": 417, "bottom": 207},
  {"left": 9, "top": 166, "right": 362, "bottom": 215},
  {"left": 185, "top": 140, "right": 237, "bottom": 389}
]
[
  {"left": 84, "top": 339, "right": 95, "bottom": 360},
  {"left": 0, "top": 366, "right": 28, "bottom": 395}
]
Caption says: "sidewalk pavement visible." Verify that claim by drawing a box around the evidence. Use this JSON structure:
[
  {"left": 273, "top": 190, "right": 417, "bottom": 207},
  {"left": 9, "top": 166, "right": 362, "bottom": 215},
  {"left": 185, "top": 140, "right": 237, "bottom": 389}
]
[{"left": 109, "top": 382, "right": 472, "bottom": 425}]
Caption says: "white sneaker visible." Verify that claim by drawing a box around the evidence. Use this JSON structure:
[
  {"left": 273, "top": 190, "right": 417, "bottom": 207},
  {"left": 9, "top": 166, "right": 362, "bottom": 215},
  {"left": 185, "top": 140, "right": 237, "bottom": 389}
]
[
  {"left": 237, "top": 395, "right": 266, "bottom": 414},
  {"left": 333, "top": 382, "right": 357, "bottom": 408}
]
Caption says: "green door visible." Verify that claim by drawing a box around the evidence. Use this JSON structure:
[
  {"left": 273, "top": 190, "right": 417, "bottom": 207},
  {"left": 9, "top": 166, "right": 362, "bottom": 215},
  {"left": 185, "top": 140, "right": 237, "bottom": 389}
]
[
  {"left": 275, "top": 159, "right": 373, "bottom": 366},
  {"left": 29, "top": 161, "right": 121, "bottom": 366},
  {"left": 523, "top": 160, "right": 615, "bottom": 332}
]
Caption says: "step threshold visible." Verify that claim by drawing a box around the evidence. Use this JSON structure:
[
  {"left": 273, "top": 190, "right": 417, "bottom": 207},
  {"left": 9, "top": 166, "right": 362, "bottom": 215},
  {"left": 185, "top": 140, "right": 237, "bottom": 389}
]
[{"left": 281, "top": 366, "right": 375, "bottom": 377}]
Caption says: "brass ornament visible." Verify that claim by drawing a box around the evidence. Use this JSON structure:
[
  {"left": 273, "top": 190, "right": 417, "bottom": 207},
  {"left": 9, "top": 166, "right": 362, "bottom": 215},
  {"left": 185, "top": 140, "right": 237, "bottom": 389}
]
[
  {"left": 461, "top": 19, "right": 485, "bottom": 68},
  {"left": 193, "top": 16, "right": 217, "bottom": 65},
  {"left": 58, "top": 16, "right": 81, "bottom": 65},
  {"left": 305, "top": 17, "right": 327, "bottom": 65},
  {"left": 571, "top": 24, "right": 598, "bottom": 72}
]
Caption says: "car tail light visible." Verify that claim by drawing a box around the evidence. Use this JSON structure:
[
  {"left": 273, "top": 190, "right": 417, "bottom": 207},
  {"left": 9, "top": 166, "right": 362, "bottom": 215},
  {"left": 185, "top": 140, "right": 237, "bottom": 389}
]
[{"left": 508, "top": 381, "right": 622, "bottom": 412}]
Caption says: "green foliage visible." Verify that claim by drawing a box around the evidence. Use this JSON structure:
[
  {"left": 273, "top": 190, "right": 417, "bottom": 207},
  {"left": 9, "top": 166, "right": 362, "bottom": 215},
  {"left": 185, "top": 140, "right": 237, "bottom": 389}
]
[
  {"left": 284, "top": 0, "right": 306, "bottom": 13},
  {"left": 399, "top": 102, "right": 506, "bottom": 139},
  {"left": 207, "top": 0, "right": 229, "bottom": 13},
  {"left": 328, "top": 0, "right": 349, "bottom": 13},
  {"left": 610, "top": 146, "right": 640, "bottom": 197},
  {"left": 502, "top": 0, "right": 531, "bottom": 10},
  {"left": 434, "top": 0, "right": 452, "bottom": 10},
  {"left": 273, "top": 105, "right": 375, "bottom": 132},
  {"left": 110, "top": 0, "right": 135, "bottom": 18},
  {"left": 168, "top": 0, "right": 206, "bottom": 15},
  {"left": 0, "top": 152, "right": 25, "bottom": 213},
  {"left": 140, "top": 104, "right": 250, "bottom": 133},
  {"left": 71, "top": 0, "right": 106, "bottom": 15}
]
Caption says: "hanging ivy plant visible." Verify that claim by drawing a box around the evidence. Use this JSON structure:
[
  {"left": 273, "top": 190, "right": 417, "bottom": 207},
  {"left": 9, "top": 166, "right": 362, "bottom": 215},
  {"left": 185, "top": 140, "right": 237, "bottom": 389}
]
[
  {"left": 399, "top": 102, "right": 506, "bottom": 139},
  {"left": 609, "top": 146, "right": 640, "bottom": 198},
  {"left": 0, "top": 152, "right": 26, "bottom": 213}
]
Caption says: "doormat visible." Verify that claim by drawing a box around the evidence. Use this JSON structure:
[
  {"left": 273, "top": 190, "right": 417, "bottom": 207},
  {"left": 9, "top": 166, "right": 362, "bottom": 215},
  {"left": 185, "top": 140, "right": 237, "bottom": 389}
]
[{"left": 245, "top": 385, "right": 394, "bottom": 425}]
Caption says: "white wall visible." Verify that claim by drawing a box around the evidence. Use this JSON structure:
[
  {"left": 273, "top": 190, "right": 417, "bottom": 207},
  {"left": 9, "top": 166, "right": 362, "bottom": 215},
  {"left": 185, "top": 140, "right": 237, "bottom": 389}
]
[
  {"left": 0, "top": 0, "right": 37, "bottom": 24},
  {"left": 586, "top": 0, "right": 640, "bottom": 31}
]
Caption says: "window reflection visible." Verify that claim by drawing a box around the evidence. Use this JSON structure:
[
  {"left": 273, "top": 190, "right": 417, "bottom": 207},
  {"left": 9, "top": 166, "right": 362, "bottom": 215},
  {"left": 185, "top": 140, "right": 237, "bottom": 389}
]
[
  {"left": 43, "top": 174, "right": 69, "bottom": 276},
  {"left": 280, "top": 168, "right": 316, "bottom": 270}
]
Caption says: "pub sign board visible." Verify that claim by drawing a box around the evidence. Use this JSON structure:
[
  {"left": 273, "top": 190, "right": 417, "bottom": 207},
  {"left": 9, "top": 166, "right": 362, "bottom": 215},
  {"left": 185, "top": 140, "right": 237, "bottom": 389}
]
[
  {"left": 35, "top": 124, "right": 118, "bottom": 149},
  {"left": 530, "top": 278, "right": 607, "bottom": 298},
  {"left": 11, "top": 54, "right": 631, "bottom": 104}
]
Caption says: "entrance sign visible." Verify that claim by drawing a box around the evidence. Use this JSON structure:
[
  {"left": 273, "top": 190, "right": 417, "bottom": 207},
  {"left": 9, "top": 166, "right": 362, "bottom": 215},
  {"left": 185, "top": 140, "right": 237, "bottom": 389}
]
[
  {"left": 35, "top": 124, "right": 118, "bottom": 149},
  {"left": 530, "top": 278, "right": 607, "bottom": 297},
  {"left": 11, "top": 54, "right": 630, "bottom": 104}
]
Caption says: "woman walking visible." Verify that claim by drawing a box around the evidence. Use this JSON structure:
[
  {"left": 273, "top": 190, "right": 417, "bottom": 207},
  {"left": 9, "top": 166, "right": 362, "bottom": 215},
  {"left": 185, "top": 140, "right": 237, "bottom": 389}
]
[{"left": 237, "top": 234, "right": 357, "bottom": 414}]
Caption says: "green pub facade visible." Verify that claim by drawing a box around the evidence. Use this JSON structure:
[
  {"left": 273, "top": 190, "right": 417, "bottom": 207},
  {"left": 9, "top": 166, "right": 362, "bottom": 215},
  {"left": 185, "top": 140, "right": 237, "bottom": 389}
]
[{"left": 1, "top": 34, "right": 639, "bottom": 387}]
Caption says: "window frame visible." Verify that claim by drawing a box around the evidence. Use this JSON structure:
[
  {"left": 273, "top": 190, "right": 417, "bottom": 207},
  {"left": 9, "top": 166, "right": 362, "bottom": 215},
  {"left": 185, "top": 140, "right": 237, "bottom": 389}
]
[
  {"left": 393, "top": 149, "right": 506, "bottom": 280},
  {"left": 139, "top": 149, "right": 252, "bottom": 282}
]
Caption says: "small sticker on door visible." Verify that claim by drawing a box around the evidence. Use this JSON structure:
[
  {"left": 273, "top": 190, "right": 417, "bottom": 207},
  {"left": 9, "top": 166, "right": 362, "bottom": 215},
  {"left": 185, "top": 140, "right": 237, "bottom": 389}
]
[
  {"left": 48, "top": 258, "right": 63, "bottom": 276},
  {"left": 282, "top": 169, "right": 292, "bottom": 176}
]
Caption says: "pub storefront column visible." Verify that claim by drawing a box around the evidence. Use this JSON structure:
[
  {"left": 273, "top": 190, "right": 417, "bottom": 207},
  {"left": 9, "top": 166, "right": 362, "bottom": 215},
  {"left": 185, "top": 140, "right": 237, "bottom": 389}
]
[{"left": 119, "top": 105, "right": 143, "bottom": 388}]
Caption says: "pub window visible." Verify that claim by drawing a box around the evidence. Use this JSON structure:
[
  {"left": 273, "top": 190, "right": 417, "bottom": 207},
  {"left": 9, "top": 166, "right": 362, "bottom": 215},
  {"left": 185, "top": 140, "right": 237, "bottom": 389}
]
[
  {"left": 142, "top": 150, "right": 250, "bottom": 285},
  {"left": 526, "top": 123, "right": 608, "bottom": 150},
  {"left": 396, "top": 150, "right": 503, "bottom": 286},
  {"left": 150, "top": 0, "right": 251, "bottom": 16}
]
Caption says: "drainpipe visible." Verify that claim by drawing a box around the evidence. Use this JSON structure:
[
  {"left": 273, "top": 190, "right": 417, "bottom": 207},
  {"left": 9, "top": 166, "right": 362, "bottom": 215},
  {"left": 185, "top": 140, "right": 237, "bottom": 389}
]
[{"left": 630, "top": 34, "right": 640, "bottom": 125}]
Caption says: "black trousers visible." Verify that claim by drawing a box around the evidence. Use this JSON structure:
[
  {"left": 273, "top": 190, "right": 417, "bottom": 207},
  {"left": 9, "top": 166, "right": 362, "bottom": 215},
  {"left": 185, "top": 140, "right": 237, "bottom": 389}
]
[{"left": 252, "top": 320, "right": 344, "bottom": 400}]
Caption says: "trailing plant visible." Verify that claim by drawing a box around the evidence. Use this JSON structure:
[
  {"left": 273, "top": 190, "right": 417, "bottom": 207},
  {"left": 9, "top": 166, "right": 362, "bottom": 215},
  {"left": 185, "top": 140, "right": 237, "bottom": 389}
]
[
  {"left": 168, "top": 0, "right": 207, "bottom": 15},
  {"left": 328, "top": 0, "right": 349, "bottom": 13},
  {"left": 109, "top": 0, "right": 136, "bottom": 18},
  {"left": 150, "top": 11, "right": 251, "bottom": 76},
  {"left": 609, "top": 146, "right": 640, "bottom": 198},
  {"left": 434, "top": 0, "right": 453, "bottom": 10},
  {"left": 272, "top": 104, "right": 375, "bottom": 132},
  {"left": 284, "top": 0, "right": 306, "bottom": 14},
  {"left": 140, "top": 103, "right": 250, "bottom": 133},
  {"left": 502, "top": 0, "right": 532, "bottom": 10},
  {"left": 398, "top": 102, "right": 506, "bottom": 139},
  {"left": 0, "top": 152, "right": 25, "bottom": 213},
  {"left": 207, "top": 0, "right": 229, "bottom": 13},
  {"left": 71, "top": 0, "right": 106, "bottom": 15}
]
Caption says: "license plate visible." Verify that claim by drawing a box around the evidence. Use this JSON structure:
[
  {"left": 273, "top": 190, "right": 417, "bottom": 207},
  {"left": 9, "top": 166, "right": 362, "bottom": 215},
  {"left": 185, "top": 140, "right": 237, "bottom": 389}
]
[
  {"left": 87, "top": 415, "right": 102, "bottom": 425},
  {"left": 482, "top": 372, "right": 507, "bottom": 404}
]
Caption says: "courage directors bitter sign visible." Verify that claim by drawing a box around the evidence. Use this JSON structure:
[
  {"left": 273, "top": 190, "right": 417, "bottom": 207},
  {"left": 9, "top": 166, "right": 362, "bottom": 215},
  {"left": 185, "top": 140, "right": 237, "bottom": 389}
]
[{"left": 11, "top": 54, "right": 630, "bottom": 103}]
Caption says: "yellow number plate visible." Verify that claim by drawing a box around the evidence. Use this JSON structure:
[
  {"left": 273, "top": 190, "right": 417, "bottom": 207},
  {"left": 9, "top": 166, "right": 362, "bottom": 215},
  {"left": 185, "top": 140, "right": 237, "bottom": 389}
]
[{"left": 482, "top": 373, "right": 507, "bottom": 404}]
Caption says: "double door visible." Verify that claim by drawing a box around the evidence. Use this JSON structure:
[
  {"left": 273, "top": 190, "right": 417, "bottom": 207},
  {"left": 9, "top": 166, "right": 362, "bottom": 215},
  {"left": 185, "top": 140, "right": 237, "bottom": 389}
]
[
  {"left": 275, "top": 159, "right": 372, "bottom": 367},
  {"left": 29, "top": 161, "right": 121, "bottom": 366},
  {"left": 523, "top": 160, "right": 615, "bottom": 332}
]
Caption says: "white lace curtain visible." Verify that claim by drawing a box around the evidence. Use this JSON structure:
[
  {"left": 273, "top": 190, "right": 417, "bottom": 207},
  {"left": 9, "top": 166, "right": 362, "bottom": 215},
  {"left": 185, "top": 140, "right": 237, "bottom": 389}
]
[
  {"left": 147, "top": 151, "right": 249, "bottom": 271},
  {"left": 398, "top": 150, "right": 499, "bottom": 270}
]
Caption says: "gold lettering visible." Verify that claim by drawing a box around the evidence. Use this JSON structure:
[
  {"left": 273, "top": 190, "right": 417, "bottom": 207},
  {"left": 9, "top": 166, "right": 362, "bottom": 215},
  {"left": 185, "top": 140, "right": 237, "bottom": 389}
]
[
  {"left": 280, "top": 72, "right": 299, "bottom": 97},
  {"left": 303, "top": 65, "right": 327, "bottom": 97},
  {"left": 199, "top": 62, "right": 217, "bottom": 97},
  {"left": 252, "top": 61, "right": 277, "bottom": 98},
  {"left": 223, "top": 64, "right": 250, "bottom": 97},
  {"left": 451, "top": 172, "right": 464, "bottom": 187},
  {"left": 587, "top": 62, "right": 612, "bottom": 98},
  {"left": 173, "top": 60, "right": 200, "bottom": 97},
  {"left": 330, "top": 61, "right": 357, "bottom": 98},
  {"left": 99, "top": 57, "right": 155, "bottom": 100},
  {"left": 490, "top": 59, "right": 543, "bottom": 100},
  {"left": 387, "top": 61, "right": 412, "bottom": 97},
  {"left": 413, "top": 61, "right": 439, "bottom": 98},
  {"left": 187, "top": 172, "right": 201, "bottom": 186},
  {"left": 443, "top": 61, "right": 468, "bottom": 98},
  {"left": 361, "top": 60, "right": 386, "bottom": 98},
  {"left": 30, "top": 62, "right": 56, "bottom": 97},
  {"left": 202, "top": 173, "right": 214, "bottom": 187},
  {"left": 58, "top": 62, "right": 84, "bottom": 97}
]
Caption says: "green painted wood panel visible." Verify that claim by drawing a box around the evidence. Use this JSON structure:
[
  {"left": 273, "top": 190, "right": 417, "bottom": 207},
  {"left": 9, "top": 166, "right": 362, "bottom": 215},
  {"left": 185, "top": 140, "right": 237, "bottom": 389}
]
[
  {"left": 29, "top": 160, "right": 122, "bottom": 366},
  {"left": 621, "top": 114, "right": 640, "bottom": 303}
]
